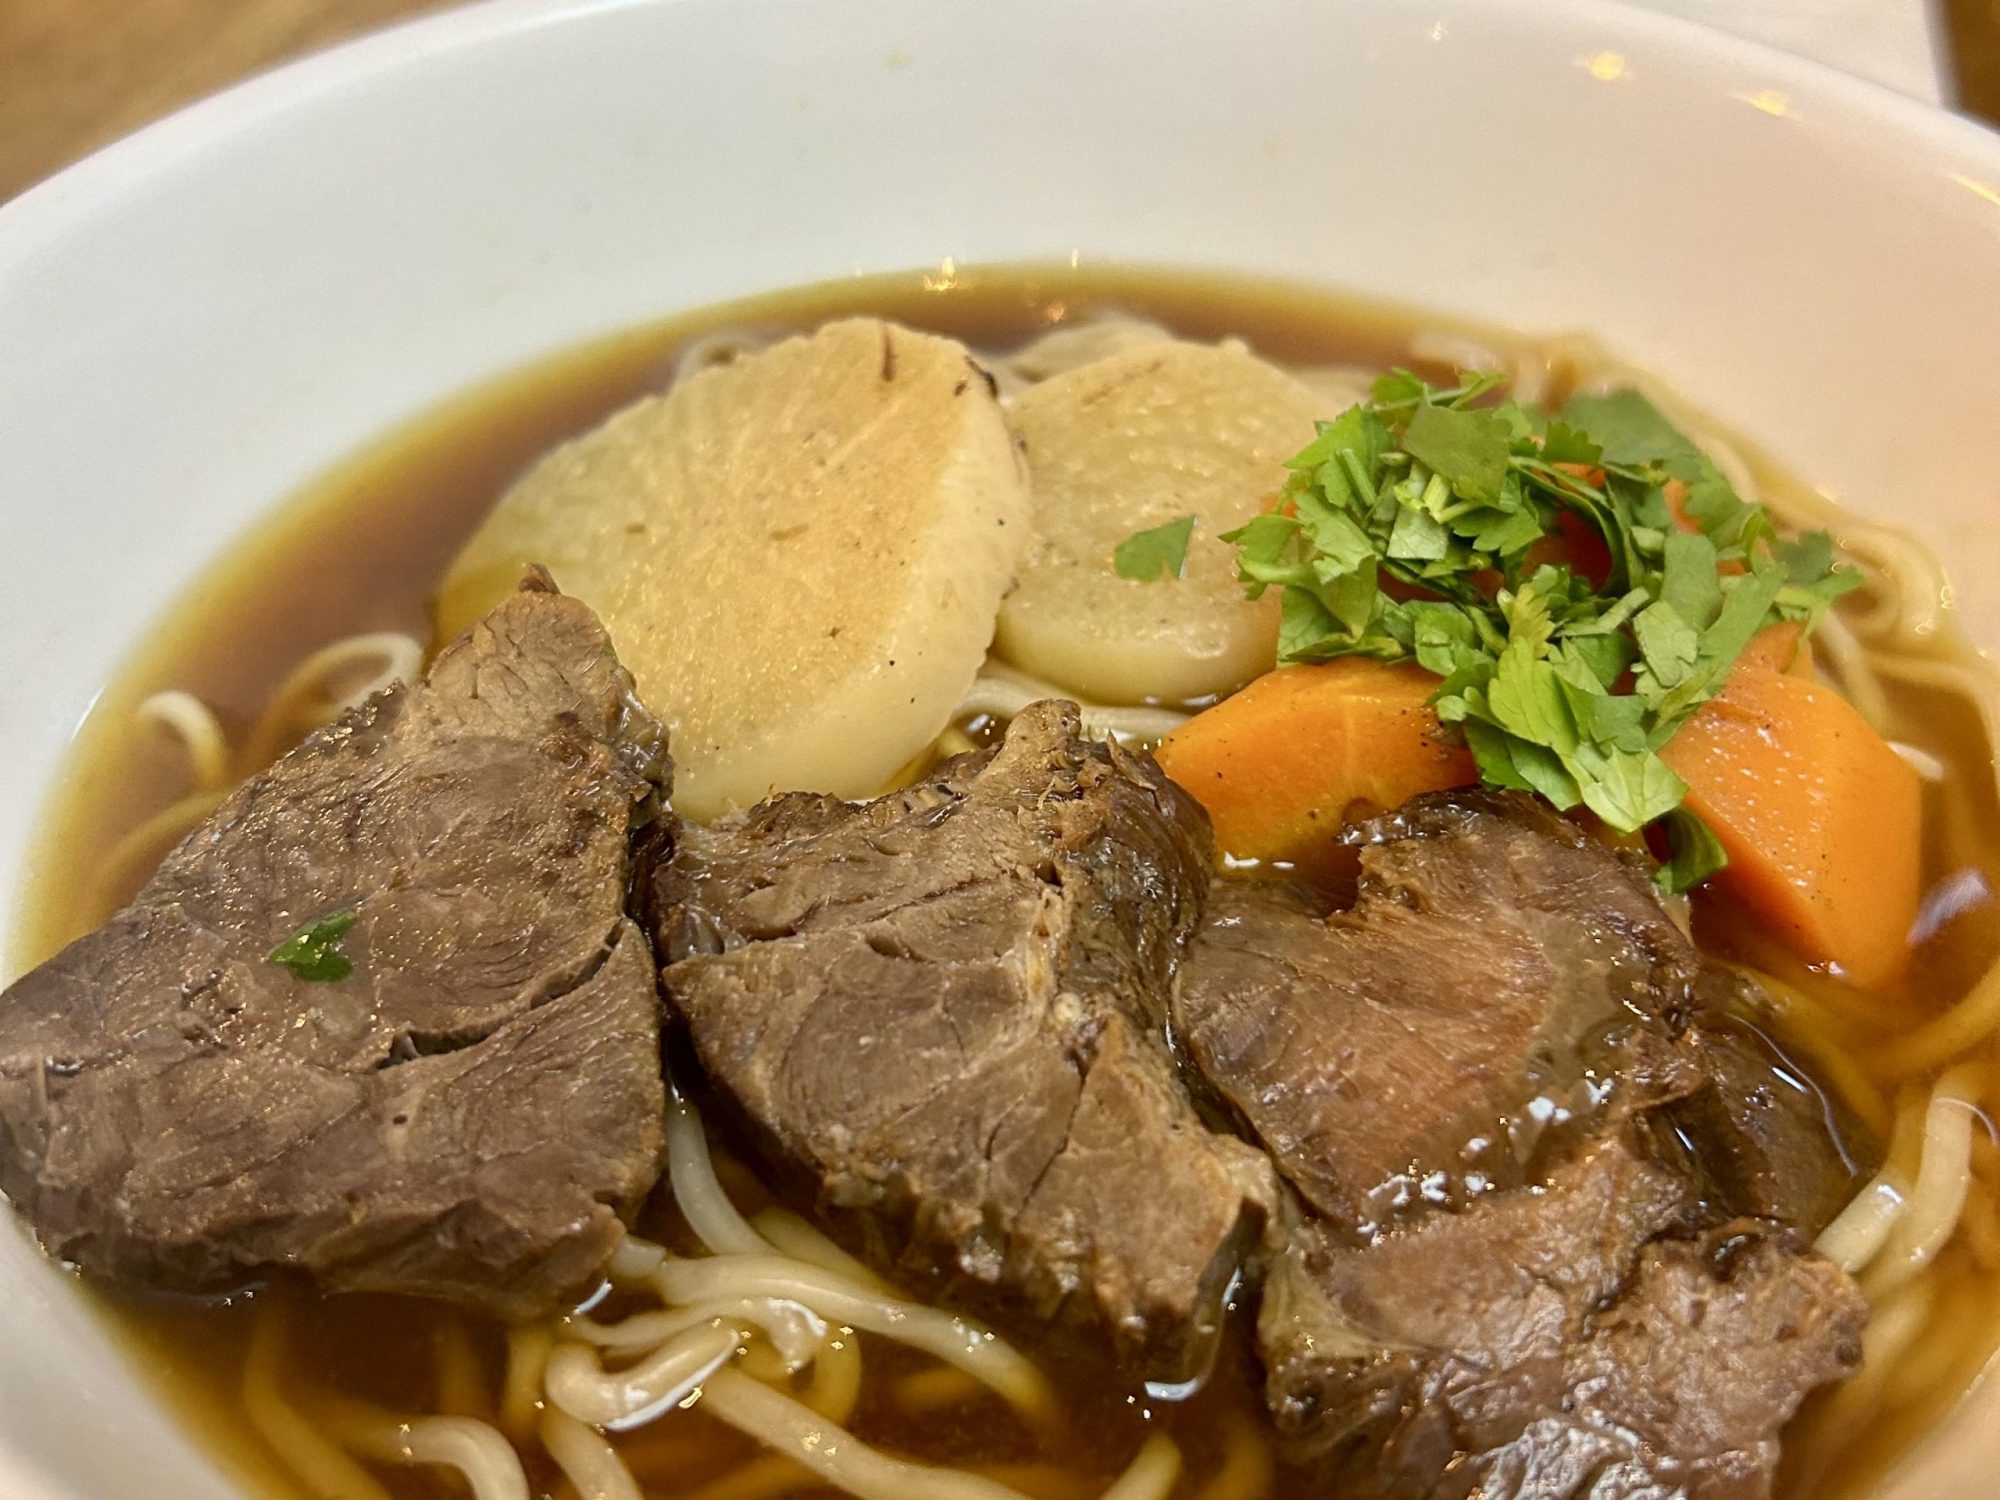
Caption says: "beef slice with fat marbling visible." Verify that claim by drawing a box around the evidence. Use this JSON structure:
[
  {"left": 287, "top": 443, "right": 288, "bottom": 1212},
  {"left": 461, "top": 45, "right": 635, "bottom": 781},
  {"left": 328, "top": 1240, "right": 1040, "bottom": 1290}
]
[
  {"left": 648, "top": 700, "right": 1276, "bottom": 1377},
  {"left": 0, "top": 576, "right": 669, "bottom": 1317},
  {"left": 1176, "top": 792, "right": 1868, "bottom": 1498}
]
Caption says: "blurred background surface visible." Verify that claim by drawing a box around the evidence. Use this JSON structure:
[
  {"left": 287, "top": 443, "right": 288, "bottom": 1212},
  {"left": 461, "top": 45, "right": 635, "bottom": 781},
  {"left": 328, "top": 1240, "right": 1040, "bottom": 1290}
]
[{"left": 0, "top": 0, "right": 1995, "bottom": 204}]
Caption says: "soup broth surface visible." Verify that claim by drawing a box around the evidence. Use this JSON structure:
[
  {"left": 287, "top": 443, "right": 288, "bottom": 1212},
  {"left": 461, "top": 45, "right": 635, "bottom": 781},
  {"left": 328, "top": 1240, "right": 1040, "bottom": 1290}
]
[{"left": 13, "top": 265, "right": 1999, "bottom": 1500}]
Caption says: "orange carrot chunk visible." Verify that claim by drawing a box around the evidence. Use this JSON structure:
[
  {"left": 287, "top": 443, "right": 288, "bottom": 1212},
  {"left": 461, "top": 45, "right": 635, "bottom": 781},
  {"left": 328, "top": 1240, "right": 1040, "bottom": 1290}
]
[
  {"left": 1154, "top": 661, "right": 1476, "bottom": 868},
  {"left": 1661, "top": 662, "right": 1920, "bottom": 989}
]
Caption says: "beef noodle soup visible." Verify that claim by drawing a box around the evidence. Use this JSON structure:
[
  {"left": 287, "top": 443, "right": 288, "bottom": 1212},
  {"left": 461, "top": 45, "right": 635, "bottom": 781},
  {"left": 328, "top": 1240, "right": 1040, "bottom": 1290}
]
[{"left": 8, "top": 266, "right": 1999, "bottom": 1500}]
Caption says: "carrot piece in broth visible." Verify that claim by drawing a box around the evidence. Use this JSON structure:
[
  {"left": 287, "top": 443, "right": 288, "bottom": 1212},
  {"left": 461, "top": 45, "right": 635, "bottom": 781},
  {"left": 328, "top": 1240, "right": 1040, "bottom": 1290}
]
[
  {"left": 1662, "top": 660, "right": 1920, "bottom": 989},
  {"left": 1155, "top": 661, "right": 1476, "bottom": 870}
]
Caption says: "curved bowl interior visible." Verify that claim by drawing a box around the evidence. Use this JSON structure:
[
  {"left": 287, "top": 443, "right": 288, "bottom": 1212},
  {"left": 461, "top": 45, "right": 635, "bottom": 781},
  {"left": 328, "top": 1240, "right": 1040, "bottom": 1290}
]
[{"left": 1, "top": 0, "right": 1998, "bottom": 1495}]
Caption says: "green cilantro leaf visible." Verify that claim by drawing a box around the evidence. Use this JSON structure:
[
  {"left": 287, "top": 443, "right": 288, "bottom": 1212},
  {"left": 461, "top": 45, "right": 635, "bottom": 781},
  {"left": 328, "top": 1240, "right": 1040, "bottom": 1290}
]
[
  {"left": 1570, "top": 743, "right": 1687, "bottom": 830},
  {"left": 1402, "top": 405, "right": 1512, "bottom": 503},
  {"left": 1775, "top": 528, "right": 1837, "bottom": 585},
  {"left": 1632, "top": 599, "right": 1701, "bottom": 696},
  {"left": 1471, "top": 505, "right": 1546, "bottom": 558},
  {"left": 1463, "top": 718, "right": 1583, "bottom": 808},
  {"left": 1660, "top": 530, "right": 1723, "bottom": 630},
  {"left": 269, "top": 910, "right": 358, "bottom": 983},
  {"left": 1370, "top": 369, "right": 1430, "bottom": 413},
  {"left": 1113, "top": 515, "right": 1197, "bottom": 581},
  {"left": 1296, "top": 500, "right": 1378, "bottom": 577},
  {"left": 1681, "top": 462, "right": 1764, "bottom": 552},
  {"left": 1560, "top": 389, "right": 1702, "bottom": 477},
  {"left": 1387, "top": 504, "right": 1451, "bottom": 562},
  {"left": 1557, "top": 629, "right": 1637, "bottom": 692},
  {"left": 1224, "top": 368, "right": 1858, "bottom": 845},
  {"left": 1488, "top": 642, "right": 1577, "bottom": 754},
  {"left": 1772, "top": 530, "right": 1865, "bottom": 626},
  {"left": 1657, "top": 808, "right": 1731, "bottom": 893},
  {"left": 1540, "top": 420, "right": 1603, "bottom": 468},
  {"left": 1220, "top": 513, "right": 1311, "bottom": 596},
  {"left": 1407, "top": 601, "right": 1479, "bottom": 677},
  {"left": 1651, "top": 561, "right": 1788, "bottom": 725}
]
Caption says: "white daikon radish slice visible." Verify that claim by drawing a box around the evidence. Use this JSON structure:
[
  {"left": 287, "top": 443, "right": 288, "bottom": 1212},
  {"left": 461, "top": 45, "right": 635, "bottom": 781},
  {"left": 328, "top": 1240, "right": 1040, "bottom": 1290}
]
[
  {"left": 989, "top": 314, "right": 1175, "bottom": 397},
  {"left": 997, "top": 340, "right": 1324, "bottom": 705},
  {"left": 437, "top": 319, "right": 1032, "bottom": 819}
]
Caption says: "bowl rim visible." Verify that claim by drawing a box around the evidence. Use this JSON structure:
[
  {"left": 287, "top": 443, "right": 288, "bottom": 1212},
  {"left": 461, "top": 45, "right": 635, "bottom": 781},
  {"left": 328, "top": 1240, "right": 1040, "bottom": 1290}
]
[
  {"left": 3, "top": 2, "right": 2000, "bottom": 1498},
  {"left": 4, "top": 0, "right": 2000, "bottom": 277}
]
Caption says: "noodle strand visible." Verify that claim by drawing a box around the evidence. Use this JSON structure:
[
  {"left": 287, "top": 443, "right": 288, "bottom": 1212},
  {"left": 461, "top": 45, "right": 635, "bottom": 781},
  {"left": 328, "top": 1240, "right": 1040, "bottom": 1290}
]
[
  {"left": 316, "top": 1391, "right": 528, "bottom": 1500},
  {"left": 956, "top": 664, "right": 1190, "bottom": 744},
  {"left": 544, "top": 1323, "right": 740, "bottom": 1429},
  {"left": 135, "top": 690, "right": 231, "bottom": 790},
  {"left": 241, "top": 1309, "right": 395, "bottom": 1500},
  {"left": 541, "top": 1407, "right": 647, "bottom": 1500},
  {"left": 1191, "top": 1414, "right": 1276, "bottom": 1500},
  {"left": 672, "top": 1452, "right": 816, "bottom": 1500},
  {"left": 436, "top": 1317, "right": 488, "bottom": 1418},
  {"left": 668, "top": 1095, "right": 772, "bottom": 1257},
  {"left": 750, "top": 1206, "right": 893, "bottom": 1292},
  {"left": 499, "top": 1324, "right": 552, "bottom": 1442},
  {"left": 241, "top": 631, "right": 424, "bottom": 769},
  {"left": 696, "top": 1367, "right": 1032, "bottom": 1500},
  {"left": 1097, "top": 1434, "right": 1183, "bottom": 1500},
  {"left": 1864, "top": 1065, "right": 1987, "bottom": 1297},
  {"left": 801, "top": 1331, "right": 864, "bottom": 1425},
  {"left": 566, "top": 1296, "right": 824, "bottom": 1362},
  {"left": 651, "top": 1254, "right": 1053, "bottom": 1420}
]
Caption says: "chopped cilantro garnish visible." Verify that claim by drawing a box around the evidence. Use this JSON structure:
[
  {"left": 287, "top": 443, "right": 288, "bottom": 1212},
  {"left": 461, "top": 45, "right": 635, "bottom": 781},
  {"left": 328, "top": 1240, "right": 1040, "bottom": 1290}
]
[
  {"left": 1113, "top": 515, "right": 1197, "bottom": 581},
  {"left": 1658, "top": 808, "right": 1731, "bottom": 894},
  {"left": 1222, "top": 372, "right": 1861, "bottom": 860},
  {"left": 1560, "top": 389, "right": 1704, "bottom": 474},
  {"left": 268, "top": 910, "right": 358, "bottom": 983}
]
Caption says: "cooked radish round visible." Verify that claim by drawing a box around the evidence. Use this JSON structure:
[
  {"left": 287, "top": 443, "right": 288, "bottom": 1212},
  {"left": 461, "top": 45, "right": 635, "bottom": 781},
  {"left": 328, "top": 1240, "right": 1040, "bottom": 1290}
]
[
  {"left": 998, "top": 340, "right": 1323, "bottom": 705},
  {"left": 436, "top": 319, "right": 1031, "bottom": 818}
]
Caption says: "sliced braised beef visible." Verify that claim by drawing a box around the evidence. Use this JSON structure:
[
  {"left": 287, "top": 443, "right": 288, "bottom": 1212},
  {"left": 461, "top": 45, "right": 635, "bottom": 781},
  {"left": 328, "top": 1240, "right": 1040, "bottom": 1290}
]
[
  {"left": 1259, "top": 1133, "right": 1690, "bottom": 1478},
  {"left": 1261, "top": 1139, "right": 1865, "bottom": 1499},
  {"left": 0, "top": 576, "right": 669, "bottom": 1318},
  {"left": 1550, "top": 1223, "right": 1863, "bottom": 1497},
  {"left": 1174, "top": 875, "right": 1694, "bottom": 1236},
  {"left": 1668, "top": 1004, "right": 1876, "bottom": 1237},
  {"left": 1176, "top": 791, "right": 1869, "bottom": 1499},
  {"left": 647, "top": 700, "right": 1278, "bottom": 1377}
]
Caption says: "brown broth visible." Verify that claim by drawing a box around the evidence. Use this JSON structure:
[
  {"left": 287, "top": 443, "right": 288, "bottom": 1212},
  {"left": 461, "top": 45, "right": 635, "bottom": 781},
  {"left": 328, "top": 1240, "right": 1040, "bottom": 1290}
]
[{"left": 10, "top": 264, "right": 1999, "bottom": 1500}]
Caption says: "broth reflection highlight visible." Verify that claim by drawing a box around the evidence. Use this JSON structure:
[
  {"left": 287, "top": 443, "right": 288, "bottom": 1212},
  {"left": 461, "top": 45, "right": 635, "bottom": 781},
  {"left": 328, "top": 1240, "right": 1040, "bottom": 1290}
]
[{"left": 14, "top": 266, "right": 2000, "bottom": 1500}]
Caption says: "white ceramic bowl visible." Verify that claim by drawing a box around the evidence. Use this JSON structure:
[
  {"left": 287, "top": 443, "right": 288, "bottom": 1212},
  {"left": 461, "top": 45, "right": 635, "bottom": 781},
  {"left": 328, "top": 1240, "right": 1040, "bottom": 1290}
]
[{"left": 2, "top": 1, "right": 1998, "bottom": 1495}]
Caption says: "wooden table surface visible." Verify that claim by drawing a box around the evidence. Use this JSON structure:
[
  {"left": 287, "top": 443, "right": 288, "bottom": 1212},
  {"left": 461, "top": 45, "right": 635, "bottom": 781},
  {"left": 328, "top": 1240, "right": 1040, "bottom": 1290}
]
[
  {"left": 0, "top": 0, "right": 452, "bottom": 202},
  {"left": 3, "top": 0, "right": 1997, "bottom": 204}
]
